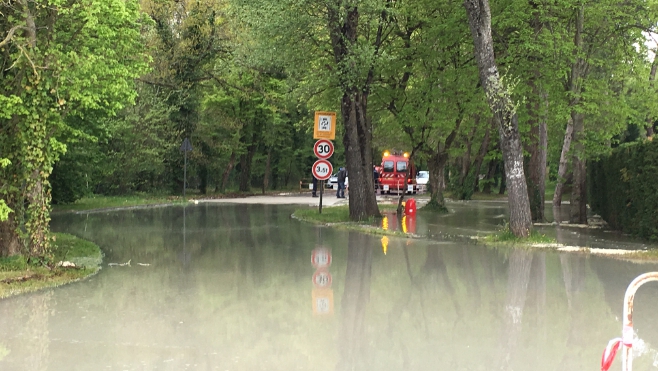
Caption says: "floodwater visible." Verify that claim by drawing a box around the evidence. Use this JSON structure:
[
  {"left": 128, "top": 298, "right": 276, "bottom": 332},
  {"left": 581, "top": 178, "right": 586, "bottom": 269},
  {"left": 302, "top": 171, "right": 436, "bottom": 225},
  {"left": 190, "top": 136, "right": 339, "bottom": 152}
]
[{"left": 1, "top": 202, "right": 658, "bottom": 371}]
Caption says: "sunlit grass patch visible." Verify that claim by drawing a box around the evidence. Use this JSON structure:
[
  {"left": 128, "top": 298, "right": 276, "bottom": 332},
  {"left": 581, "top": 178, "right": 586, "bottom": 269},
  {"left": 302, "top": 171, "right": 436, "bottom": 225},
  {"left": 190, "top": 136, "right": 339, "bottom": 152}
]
[{"left": 0, "top": 233, "right": 102, "bottom": 299}]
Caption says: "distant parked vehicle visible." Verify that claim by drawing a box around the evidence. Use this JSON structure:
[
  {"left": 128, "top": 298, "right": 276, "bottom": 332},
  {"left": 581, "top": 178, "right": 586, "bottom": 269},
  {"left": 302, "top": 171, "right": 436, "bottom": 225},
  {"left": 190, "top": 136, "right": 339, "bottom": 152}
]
[
  {"left": 326, "top": 173, "right": 338, "bottom": 188},
  {"left": 325, "top": 173, "right": 348, "bottom": 189},
  {"left": 417, "top": 171, "right": 429, "bottom": 184},
  {"left": 416, "top": 171, "right": 429, "bottom": 192}
]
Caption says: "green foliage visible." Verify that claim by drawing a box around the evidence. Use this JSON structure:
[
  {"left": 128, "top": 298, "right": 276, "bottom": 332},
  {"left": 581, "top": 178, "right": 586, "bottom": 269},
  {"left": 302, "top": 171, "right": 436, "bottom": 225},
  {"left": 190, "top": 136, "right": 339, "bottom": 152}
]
[
  {"left": 0, "top": 0, "right": 150, "bottom": 256},
  {"left": 589, "top": 140, "right": 658, "bottom": 240},
  {"left": 0, "top": 255, "right": 28, "bottom": 272}
]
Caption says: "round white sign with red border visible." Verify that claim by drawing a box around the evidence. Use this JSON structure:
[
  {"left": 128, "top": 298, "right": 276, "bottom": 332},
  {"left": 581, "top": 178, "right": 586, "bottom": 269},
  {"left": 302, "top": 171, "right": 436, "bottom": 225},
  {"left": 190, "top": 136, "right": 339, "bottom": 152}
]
[
  {"left": 313, "top": 139, "right": 334, "bottom": 160},
  {"left": 312, "top": 159, "right": 333, "bottom": 181},
  {"left": 312, "top": 269, "right": 332, "bottom": 288},
  {"left": 311, "top": 247, "right": 332, "bottom": 268}
]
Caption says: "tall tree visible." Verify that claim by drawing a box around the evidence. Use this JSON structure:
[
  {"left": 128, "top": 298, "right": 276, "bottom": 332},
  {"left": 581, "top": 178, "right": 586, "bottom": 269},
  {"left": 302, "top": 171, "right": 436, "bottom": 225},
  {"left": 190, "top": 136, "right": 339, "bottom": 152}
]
[
  {"left": 463, "top": 0, "right": 532, "bottom": 237},
  {"left": 235, "top": 0, "right": 392, "bottom": 220},
  {"left": 0, "top": 0, "right": 148, "bottom": 256}
]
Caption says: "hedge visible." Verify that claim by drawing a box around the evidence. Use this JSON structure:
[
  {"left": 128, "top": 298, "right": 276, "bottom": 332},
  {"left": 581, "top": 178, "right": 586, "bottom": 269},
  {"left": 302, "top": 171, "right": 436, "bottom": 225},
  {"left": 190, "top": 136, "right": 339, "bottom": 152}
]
[{"left": 589, "top": 140, "right": 658, "bottom": 240}]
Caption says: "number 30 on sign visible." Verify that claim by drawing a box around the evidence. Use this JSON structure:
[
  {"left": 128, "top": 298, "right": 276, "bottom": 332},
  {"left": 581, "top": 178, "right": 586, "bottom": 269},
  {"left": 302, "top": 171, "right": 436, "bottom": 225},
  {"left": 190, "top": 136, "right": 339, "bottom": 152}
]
[{"left": 312, "top": 159, "right": 333, "bottom": 181}]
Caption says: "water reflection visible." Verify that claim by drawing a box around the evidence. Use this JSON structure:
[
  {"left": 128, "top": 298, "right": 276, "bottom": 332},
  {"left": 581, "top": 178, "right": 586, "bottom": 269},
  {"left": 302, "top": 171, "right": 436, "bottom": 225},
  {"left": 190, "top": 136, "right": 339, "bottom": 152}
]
[
  {"left": 0, "top": 204, "right": 653, "bottom": 370},
  {"left": 337, "top": 232, "right": 372, "bottom": 370},
  {"left": 0, "top": 291, "right": 52, "bottom": 370}
]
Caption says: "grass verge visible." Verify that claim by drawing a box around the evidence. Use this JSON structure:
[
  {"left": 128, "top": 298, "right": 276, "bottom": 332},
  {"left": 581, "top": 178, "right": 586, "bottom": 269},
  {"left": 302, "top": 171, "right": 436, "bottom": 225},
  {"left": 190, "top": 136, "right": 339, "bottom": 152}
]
[
  {"left": 0, "top": 233, "right": 102, "bottom": 299},
  {"left": 53, "top": 194, "right": 184, "bottom": 212},
  {"left": 292, "top": 204, "right": 416, "bottom": 239}
]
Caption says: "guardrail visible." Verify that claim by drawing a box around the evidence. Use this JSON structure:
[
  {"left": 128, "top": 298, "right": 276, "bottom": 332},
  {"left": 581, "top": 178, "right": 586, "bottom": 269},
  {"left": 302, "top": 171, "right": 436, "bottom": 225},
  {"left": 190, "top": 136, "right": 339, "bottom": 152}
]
[{"left": 601, "top": 272, "right": 658, "bottom": 371}]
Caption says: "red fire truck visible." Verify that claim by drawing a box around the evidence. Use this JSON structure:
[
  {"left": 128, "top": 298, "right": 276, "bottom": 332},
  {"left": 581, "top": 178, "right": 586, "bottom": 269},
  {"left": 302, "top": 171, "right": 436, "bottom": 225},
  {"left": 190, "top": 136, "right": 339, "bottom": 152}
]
[{"left": 377, "top": 151, "right": 417, "bottom": 194}]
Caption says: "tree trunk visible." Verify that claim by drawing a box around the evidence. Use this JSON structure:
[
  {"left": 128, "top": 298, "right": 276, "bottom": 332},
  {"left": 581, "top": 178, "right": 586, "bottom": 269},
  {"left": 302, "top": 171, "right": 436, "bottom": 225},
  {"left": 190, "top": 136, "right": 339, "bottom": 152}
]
[
  {"left": 342, "top": 92, "right": 380, "bottom": 220},
  {"left": 554, "top": 3, "right": 585, "bottom": 222},
  {"left": 328, "top": 4, "right": 380, "bottom": 221},
  {"left": 427, "top": 152, "right": 449, "bottom": 211},
  {"left": 482, "top": 160, "right": 496, "bottom": 194},
  {"left": 262, "top": 149, "right": 271, "bottom": 194},
  {"left": 458, "top": 126, "right": 477, "bottom": 187},
  {"left": 219, "top": 152, "right": 235, "bottom": 193},
  {"left": 525, "top": 78, "right": 548, "bottom": 222},
  {"left": 552, "top": 116, "right": 574, "bottom": 217},
  {"left": 464, "top": 0, "right": 532, "bottom": 237},
  {"left": 569, "top": 113, "right": 587, "bottom": 224},
  {"left": 498, "top": 165, "right": 506, "bottom": 195},
  {"left": 471, "top": 119, "right": 493, "bottom": 193},
  {"left": 238, "top": 145, "right": 256, "bottom": 192},
  {"left": 0, "top": 212, "right": 21, "bottom": 257}
]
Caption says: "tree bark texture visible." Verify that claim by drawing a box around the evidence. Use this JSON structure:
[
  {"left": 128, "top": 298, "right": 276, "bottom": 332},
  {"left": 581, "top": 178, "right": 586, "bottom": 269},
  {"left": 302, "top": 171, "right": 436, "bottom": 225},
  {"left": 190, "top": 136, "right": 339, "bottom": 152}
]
[
  {"left": 238, "top": 144, "right": 256, "bottom": 192},
  {"left": 427, "top": 152, "right": 449, "bottom": 210},
  {"left": 219, "top": 152, "right": 235, "bottom": 193},
  {"left": 525, "top": 78, "right": 548, "bottom": 222},
  {"left": 552, "top": 115, "right": 574, "bottom": 221},
  {"left": 262, "top": 149, "right": 271, "bottom": 194},
  {"left": 464, "top": 0, "right": 532, "bottom": 237},
  {"left": 482, "top": 160, "right": 496, "bottom": 194},
  {"left": 328, "top": 4, "right": 380, "bottom": 221},
  {"left": 471, "top": 120, "right": 493, "bottom": 192},
  {"left": 0, "top": 212, "right": 21, "bottom": 257},
  {"left": 569, "top": 113, "right": 587, "bottom": 224}
]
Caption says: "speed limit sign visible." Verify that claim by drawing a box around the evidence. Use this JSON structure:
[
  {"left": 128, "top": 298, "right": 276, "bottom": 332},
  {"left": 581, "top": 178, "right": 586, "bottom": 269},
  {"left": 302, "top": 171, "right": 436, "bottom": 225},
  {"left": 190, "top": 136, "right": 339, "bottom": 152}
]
[
  {"left": 312, "top": 159, "right": 333, "bottom": 181},
  {"left": 313, "top": 139, "right": 334, "bottom": 160}
]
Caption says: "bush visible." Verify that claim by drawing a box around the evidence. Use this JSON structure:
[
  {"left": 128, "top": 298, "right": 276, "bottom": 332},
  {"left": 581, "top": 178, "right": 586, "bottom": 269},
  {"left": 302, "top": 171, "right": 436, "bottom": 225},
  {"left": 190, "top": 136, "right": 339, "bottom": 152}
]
[{"left": 589, "top": 140, "right": 658, "bottom": 240}]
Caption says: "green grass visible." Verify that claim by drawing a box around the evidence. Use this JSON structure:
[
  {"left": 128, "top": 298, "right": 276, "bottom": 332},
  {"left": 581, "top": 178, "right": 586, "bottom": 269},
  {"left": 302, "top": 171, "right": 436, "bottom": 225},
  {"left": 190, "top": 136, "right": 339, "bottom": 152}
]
[
  {"left": 53, "top": 194, "right": 184, "bottom": 212},
  {"left": 482, "top": 226, "right": 555, "bottom": 245},
  {"left": 0, "top": 233, "right": 102, "bottom": 299},
  {"left": 293, "top": 205, "right": 353, "bottom": 224}
]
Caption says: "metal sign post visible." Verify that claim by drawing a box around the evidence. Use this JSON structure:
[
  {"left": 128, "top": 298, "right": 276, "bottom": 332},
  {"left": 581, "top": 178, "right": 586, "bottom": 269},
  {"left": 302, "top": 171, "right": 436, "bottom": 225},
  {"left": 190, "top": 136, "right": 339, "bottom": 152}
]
[
  {"left": 180, "top": 138, "right": 193, "bottom": 198},
  {"left": 319, "top": 180, "right": 324, "bottom": 214}
]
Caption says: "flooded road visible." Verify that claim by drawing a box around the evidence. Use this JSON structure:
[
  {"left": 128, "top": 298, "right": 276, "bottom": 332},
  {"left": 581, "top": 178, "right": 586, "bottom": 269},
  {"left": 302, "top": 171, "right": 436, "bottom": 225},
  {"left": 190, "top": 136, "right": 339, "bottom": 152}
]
[{"left": 1, "top": 202, "right": 658, "bottom": 370}]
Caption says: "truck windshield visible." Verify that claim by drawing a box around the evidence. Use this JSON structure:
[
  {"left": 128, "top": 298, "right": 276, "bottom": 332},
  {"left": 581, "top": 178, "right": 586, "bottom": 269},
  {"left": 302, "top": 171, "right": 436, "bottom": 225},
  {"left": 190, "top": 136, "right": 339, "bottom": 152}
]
[
  {"left": 383, "top": 161, "right": 394, "bottom": 172},
  {"left": 396, "top": 161, "right": 408, "bottom": 172}
]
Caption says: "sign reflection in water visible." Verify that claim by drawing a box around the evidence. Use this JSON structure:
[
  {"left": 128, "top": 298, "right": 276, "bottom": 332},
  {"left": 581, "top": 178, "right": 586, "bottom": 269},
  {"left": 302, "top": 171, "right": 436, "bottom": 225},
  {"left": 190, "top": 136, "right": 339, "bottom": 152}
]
[{"left": 311, "top": 246, "right": 334, "bottom": 316}]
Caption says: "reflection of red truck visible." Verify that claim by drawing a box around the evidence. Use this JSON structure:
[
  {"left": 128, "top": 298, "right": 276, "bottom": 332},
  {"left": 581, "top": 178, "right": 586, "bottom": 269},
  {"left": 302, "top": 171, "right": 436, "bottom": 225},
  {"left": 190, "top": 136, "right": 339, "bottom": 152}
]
[{"left": 377, "top": 151, "right": 417, "bottom": 194}]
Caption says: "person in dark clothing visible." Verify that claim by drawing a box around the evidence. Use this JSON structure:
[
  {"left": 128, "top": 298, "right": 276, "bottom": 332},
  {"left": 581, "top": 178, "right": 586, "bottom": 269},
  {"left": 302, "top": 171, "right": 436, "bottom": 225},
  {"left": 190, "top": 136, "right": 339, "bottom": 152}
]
[
  {"left": 312, "top": 176, "right": 318, "bottom": 197},
  {"left": 373, "top": 165, "right": 379, "bottom": 191},
  {"left": 337, "top": 167, "right": 347, "bottom": 198}
]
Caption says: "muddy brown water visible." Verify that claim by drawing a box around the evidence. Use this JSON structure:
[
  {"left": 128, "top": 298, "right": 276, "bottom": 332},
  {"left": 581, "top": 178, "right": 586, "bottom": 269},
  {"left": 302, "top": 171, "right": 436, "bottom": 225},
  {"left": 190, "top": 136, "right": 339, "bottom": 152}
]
[{"left": 0, "top": 202, "right": 657, "bottom": 370}]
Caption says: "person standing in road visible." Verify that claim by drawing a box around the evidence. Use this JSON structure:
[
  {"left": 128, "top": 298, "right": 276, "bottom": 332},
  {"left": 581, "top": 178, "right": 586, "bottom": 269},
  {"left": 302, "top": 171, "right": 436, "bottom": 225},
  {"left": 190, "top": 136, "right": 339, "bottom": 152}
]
[
  {"left": 373, "top": 165, "right": 379, "bottom": 192},
  {"left": 312, "top": 176, "right": 318, "bottom": 197},
  {"left": 336, "top": 167, "right": 347, "bottom": 198}
]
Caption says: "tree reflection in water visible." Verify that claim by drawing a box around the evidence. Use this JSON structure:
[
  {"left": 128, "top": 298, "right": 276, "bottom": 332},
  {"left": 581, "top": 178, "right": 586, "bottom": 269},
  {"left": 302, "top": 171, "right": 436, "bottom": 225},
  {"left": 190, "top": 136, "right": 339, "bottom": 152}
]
[
  {"left": 0, "top": 291, "right": 52, "bottom": 370},
  {"left": 336, "top": 231, "right": 373, "bottom": 371}
]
